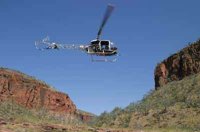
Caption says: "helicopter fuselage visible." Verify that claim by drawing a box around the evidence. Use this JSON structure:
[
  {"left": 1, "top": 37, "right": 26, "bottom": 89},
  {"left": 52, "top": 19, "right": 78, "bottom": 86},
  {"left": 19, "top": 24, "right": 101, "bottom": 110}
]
[{"left": 85, "top": 40, "right": 117, "bottom": 56}]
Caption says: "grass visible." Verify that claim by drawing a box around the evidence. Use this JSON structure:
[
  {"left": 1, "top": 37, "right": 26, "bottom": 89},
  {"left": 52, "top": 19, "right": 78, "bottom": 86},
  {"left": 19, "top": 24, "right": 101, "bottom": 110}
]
[
  {"left": 94, "top": 73, "right": 200, "bottom": 131},
  {"left": 0, "top": 100, "right": 198, "bottom": 132},
  {"left": 0, "top": 101, "right": 92, "bottom": 131},
  {"left": 0, "top": 101, "right": 82, "bottom": 126},
  {"left": 143, "top": 127, "right": 200, "bottom": 132},
  {"left": 4, "top": 124, "right": 38, "bottom": 132}
]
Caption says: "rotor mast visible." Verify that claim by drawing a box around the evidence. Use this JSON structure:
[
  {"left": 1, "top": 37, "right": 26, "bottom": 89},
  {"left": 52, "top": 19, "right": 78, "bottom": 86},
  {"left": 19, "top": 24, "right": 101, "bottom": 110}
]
[{"left": 96, "top": 5, "right": 115, "bottom": 40}]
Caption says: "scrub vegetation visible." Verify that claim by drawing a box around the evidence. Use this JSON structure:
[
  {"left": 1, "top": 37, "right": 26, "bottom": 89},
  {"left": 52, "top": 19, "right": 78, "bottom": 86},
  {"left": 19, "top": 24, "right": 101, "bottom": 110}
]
[{"left": 94, "top": 73, "right": 200, "bottom": 131}]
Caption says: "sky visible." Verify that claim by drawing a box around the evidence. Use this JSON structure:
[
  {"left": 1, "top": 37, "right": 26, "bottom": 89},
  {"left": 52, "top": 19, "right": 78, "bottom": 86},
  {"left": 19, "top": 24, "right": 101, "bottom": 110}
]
[{"left": 1, "top": 0, "right": 200, "bottom": 115}]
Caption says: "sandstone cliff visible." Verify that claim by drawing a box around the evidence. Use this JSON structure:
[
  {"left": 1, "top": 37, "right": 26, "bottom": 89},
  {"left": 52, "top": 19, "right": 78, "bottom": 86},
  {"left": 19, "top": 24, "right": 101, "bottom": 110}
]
[
  {"left": 0, "top": 68, "right": 76, "bottom": 114},
  {"left": 154, "top": 39, "right": 200, "bottom": 89}
]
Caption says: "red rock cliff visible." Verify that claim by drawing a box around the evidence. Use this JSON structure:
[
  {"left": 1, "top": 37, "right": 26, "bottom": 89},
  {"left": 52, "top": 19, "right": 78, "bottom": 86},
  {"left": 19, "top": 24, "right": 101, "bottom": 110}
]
[
  {"left": 0, "top": 68, "right": 76, "bottom": 114},
  {"left": 155, "top": 39, "right": 200, "bottom": 89}
]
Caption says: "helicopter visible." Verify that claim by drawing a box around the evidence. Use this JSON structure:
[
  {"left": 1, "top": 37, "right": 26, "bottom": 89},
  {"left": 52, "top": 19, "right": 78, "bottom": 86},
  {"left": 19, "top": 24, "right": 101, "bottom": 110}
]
[{"left": 35, "top": 5, "right": 118, "bottom": 62}]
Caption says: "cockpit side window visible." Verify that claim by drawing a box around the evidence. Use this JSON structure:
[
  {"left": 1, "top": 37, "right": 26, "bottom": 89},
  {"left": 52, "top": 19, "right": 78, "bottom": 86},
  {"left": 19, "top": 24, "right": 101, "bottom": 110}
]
[{"left": 100, "top": 41, "right": 110, "bottom": 50}]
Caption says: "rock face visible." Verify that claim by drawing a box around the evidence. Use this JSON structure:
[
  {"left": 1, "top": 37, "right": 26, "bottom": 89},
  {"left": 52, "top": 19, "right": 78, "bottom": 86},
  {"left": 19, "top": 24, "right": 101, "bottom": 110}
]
[
  {"left": 0, "top": 68, "right": 76, "bottom": 114},
  {"left": 155, "top": 39, "right": 200, "bottom": 89},
  {"left": 76, "top": 109, "right": 96, "bottom": 122},
  {"left": 78, "top": 114, "right": 93, "bottom": 123}
]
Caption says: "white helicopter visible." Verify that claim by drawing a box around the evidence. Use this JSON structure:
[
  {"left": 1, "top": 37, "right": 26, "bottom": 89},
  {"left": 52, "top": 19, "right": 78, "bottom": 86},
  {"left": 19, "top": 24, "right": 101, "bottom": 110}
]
[{"left": 35, "top": 5, "right": 118, "bottom": 62}]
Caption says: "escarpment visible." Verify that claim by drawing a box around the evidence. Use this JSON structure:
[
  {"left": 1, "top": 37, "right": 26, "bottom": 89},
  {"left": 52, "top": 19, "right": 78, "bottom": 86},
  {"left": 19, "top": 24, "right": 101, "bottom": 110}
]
[
  {"left": 155, "top": 39, "right": 200, "bottom": 89},
  {"left": 0, "top": 68, "right": 76, "bottom": 114}
]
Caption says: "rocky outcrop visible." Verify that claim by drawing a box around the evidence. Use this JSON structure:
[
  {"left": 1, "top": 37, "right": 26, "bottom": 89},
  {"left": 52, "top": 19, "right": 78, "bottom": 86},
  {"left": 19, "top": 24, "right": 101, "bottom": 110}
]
[
  {"left": 76, "top": 110, "right": 96, "bottom": 123},
  {"left": 79, "top": 113, "right": 95, "bottom": 123},
  {"left": 155, "top": 39, "right": 200, "bottom": 89},
  {"left": 0, "top": 68, "right": 76, "bottom": 114}
]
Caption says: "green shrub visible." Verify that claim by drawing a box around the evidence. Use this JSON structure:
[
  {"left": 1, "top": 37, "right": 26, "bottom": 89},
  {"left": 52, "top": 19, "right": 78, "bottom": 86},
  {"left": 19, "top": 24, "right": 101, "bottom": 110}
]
[
  {"left": 94, "top": 73, "right": 200, "bottom": 130},
  {"left": 0, "top": 101, "right": 82, "bottom": 126}
]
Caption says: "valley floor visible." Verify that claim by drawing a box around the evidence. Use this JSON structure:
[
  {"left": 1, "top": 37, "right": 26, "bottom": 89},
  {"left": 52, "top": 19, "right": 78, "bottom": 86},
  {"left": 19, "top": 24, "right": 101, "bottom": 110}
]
[{"left": 0, "top": 118, "right": 198, "bottom": 132}]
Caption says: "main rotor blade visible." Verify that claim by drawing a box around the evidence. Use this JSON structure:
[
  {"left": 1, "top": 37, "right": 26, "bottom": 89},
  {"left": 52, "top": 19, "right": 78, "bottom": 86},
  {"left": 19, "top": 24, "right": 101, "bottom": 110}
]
[{"left": 97, "top": 5, "right": 115, "bottom": 40}]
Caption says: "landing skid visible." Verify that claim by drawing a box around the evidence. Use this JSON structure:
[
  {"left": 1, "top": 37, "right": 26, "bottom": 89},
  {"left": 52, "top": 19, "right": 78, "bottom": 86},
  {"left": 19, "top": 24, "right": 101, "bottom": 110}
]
[{"left": 90, "top": 55, "right": 117, "bottom": 62}]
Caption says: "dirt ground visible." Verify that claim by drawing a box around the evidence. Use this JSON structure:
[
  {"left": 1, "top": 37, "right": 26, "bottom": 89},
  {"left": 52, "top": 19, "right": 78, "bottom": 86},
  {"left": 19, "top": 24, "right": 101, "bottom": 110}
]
[{"left": 0, "top": 118, "right": 143, "bottom": 132}]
